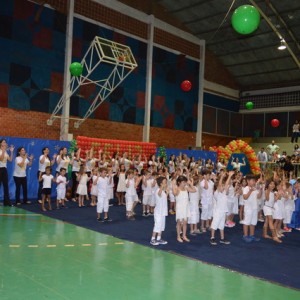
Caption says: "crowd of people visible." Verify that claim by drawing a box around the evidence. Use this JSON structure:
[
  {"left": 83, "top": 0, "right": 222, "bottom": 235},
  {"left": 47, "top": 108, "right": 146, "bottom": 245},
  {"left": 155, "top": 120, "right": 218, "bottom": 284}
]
[{"left": 0, "top": 138, "right": 300, "bottom": 246}]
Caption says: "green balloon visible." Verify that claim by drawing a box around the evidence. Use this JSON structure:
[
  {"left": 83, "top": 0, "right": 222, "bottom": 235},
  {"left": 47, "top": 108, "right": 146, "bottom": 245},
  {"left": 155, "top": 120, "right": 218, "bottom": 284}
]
[
  {"left": 245, "top": 101, "right": 254, "bottom": 110},
  {"left": 69, "top": 62, "right": 83, "bottom": 76},
  {"left": 231, "top": 5, "right": 260, "bottom": 35}
]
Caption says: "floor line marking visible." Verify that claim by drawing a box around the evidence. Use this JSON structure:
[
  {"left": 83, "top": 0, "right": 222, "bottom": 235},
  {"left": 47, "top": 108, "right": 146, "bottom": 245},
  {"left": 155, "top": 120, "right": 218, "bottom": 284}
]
[
  {"left": 82, "top": 244, "right": 92, "bottom": 246},
  {"left": 28, "top": 245, "right": 39, "bottom": 248},
  {"left": 46, "top": 245, "right": 57, "bottom": 248},
  {"left": 64, "top": 244, "right": 75, "bottom": 247},
  {"left": 98, "top": 243, "right": 108, "bottom": 246},
  {"left": 9, "top": 245, "right": 20, "bottom": 248},
  {"left": 114, "top": 242, "right": 124, "bottom": 245},
  {"left": 0, "top": 213, "right": 41, "bottom": 216}
]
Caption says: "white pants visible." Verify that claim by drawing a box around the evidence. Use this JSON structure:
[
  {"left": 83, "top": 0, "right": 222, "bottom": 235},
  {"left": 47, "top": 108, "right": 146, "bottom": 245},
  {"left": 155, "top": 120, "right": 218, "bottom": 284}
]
[
  {"left": 97, "top": 196, "right": 109, "bottom": 213},
  {"left": 57, "top": 188, "right": 66, "bottom": 200},
  {"left": 153, "top": 214, "right": 166, "bottom": 232},
  {"left": 211, "top": 211, "right": 226, "bottom": 230},
  {"left": 201, "top": 204, "right": 213, "bottom": 220}
]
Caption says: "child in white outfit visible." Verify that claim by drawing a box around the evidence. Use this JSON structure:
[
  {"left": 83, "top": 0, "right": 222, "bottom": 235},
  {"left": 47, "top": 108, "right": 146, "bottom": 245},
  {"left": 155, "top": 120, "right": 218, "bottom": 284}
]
[
  {"left": 150, "top": 176, "right": 169, "bottom": 246},
  {"left": 210, "top": 171, "right": 234, "bottom": 245}
]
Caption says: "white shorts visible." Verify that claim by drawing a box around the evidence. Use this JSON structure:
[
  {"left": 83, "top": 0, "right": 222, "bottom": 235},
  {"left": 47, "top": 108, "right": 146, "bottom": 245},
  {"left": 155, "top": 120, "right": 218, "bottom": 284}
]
[
  {"left": 263, "top": 205, "right": 273, "bottom": 217},
  {"left": 201, "top": 204, "right": 213, "bottom": 220},
  {"left": 97, "top": 196, "right": 109, "bottom": 213},
  {"left": 244, "top": 209, "right": 258, "bottom": 226},
  {"left": 57, "top": 188, "right": 66, "bottom": 200},
  {"left": 153, "top": 214, "right": 166, "bottom": 232},
  {"left": 143, "top": 195, "right": 152, "bottom": 206},
  {"left": 211, "top": 211, "right": 226, "bottom": 230}
]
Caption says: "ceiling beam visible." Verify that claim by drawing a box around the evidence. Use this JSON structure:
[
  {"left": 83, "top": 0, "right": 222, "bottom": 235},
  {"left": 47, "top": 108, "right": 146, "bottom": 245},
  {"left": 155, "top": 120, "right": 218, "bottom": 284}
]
[
  {"left": 165, "top": 0, "right": 212, "bottom": 14},
  {"left": 224, "top": 55, "right": 292, "bottom": 67},
  {"left": 234, "top": 67, "right": 298, "bottom": 78},
  {"left": 249, "top": 0, "right": 300, "bottom": 69}
]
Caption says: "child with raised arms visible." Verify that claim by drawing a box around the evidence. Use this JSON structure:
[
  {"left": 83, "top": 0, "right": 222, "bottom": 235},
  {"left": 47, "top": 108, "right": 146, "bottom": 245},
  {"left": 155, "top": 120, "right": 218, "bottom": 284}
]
[
  {"left": 125, "top": 169, "right": 138, "bottom": 220},
  {"left": 262, "top": 179, "right": 282, "bottom": 243},
  {"left": 200, "top": 170, "right": 214, "bottom": 232},
  {"left": 210, "top": 171, "right": 234, "bottom": 245},
  {"left": 173, "top": 175, "right": 197, "bottom": 243},
  {"left": 188, "top": 175, "right": 201, "bottom": 235},
  {"left": 96, "top": 167, "right": 112, "bottom": 222},
  {"left": 90, "top": 168, "right": 99, "bottom": 207},
  {"left": 150, "top": 176, "right": 169, "bottom": 246},
  {"left": 242, "top": 174, "right": 263, "bottom": 242},
  {"left": 76, "top": 165, "right": 91, "bottom": 207}
]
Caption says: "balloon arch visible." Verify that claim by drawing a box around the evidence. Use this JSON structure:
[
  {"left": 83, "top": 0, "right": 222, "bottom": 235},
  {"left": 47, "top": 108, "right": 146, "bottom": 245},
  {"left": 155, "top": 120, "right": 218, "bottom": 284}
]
[{"left": 210, "top": 140, "right": 260, "bottom": 175}]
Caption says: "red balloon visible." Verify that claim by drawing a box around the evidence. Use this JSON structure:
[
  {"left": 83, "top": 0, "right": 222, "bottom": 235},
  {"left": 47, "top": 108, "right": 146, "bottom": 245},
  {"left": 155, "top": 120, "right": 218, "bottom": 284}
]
[
  {"left": 271, "top": 119, "right": 280, "bottom": 128},
  {"left": 181, "top": 80, "right": 192, "bottom": 92}
]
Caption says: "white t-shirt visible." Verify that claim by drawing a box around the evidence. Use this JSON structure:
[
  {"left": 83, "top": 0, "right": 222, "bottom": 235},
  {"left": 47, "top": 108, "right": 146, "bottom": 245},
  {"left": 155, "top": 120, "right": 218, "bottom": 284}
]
[
  {"left": 0, "top": 150, "right": 9, "bottom": 168},
  {"left": 143, "top": 178, "right": 154, "bottom": 196},
  {"left": 243, "top": 186, "right": 258, "bottom": 210},
  {"left": 39, "top": 155, "right": 51, "bottom": 172},
  {"left": 42, "top": 174, "right": 54, "bottom": 188},
  {"left": 56, "top": 156, "right": 70, "bottom": 172},
  {"left": 56, "top": 175, "right": 67, "bottom": 190},
  {"left": 200, "top": 179, "right": 214, "bottom": 206},
  {"left": 97, "top": 176, "right": 109, "bottom": 198},
  {"left": 213, "top": 190, "right": 228, "bottom": 213},
  {"left": 13, "top": 156, "right": 29, "bottom": 177}
]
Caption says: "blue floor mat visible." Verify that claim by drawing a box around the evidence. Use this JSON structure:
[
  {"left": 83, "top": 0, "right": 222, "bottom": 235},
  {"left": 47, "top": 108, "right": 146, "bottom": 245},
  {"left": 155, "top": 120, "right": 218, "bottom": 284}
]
[{"left": 20, "top": 200, "right": 300, "bottom": 290}]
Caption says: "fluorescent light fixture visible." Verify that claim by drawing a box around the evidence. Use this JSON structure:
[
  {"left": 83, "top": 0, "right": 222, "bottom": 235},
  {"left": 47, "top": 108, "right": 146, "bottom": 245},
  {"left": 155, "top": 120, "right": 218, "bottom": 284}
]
[{"left": 278, "top": 39, "right": 286, "bottom": 50}]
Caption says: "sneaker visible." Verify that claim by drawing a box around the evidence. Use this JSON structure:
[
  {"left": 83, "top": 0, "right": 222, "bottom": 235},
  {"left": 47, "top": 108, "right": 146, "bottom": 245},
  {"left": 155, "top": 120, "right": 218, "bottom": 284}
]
[
  {"left": 220, "top": 239, "right": 231, "bottom": 245},
  {"left": 249, "top": 235, "right": 260, "bottom": 242},
  {"left": 142, "top": 212, "right": 147, "bottom": 217},
  {"left": 243, "top": 236, "right": 252, "bottom": 243},
  {"left": 190, "top": 231, "right": 197, "bottom": 236},
  {"left": 225, "top": 222, "right": 234, "bottom": 228},
  {"left": 97, "top": 218, "right": 104, "bottom": 223},
  {"left": 210, "top": 238, "right": 217, "bottom": 246},
  {"left": 104, "top": 217, "right": 112, "bottom": 222},
  {"left": 157, "top": 239, "right": 168, "bottom": 245},
  {"left": 150, "top": 239, "right": 159, "bottom": 246},
  {"left": 258, "top": 218, "right": 265, "bottom": 222},
  {"left": 194, "top": 229, "right": 201, "bottom": 234},
  {"left": 283, "top": 227, "right": 292, "bottom": 232},
  {"left": 239, "top": 220, "right": 244, "bottom": 224}
]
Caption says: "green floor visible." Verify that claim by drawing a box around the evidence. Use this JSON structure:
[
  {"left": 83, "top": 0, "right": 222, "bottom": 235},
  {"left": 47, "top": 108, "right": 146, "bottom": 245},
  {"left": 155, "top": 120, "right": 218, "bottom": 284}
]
[{"left": 1, "top": 207, "right": 299, "bottom": 300}]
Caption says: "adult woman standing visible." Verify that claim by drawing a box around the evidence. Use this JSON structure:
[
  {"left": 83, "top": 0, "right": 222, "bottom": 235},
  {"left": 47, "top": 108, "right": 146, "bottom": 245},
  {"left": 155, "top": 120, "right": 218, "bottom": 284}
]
[
  {"left": 37, "top": 147, "right": 56, "bottom": 203},
  {"left": 56, "top": 147, "right": 71, "bottom": 175},
  {"left": 13, "top": 147, "right": 33, "bottom": 205},
  {"left": 0, "top": 139, "right": 14, "bottom": 206}
]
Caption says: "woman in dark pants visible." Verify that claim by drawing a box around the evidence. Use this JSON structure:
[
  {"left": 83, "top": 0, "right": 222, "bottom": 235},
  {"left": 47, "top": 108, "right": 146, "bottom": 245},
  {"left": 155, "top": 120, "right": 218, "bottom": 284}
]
[
  {"left": 37, "top": 147, "right": 56, "bottom": 203},
  {"left": 0, "top": 139, "right": 14, "bottom": 206},
  {"left": 13, "top": 147, "right": 33, "bottom": 205}
]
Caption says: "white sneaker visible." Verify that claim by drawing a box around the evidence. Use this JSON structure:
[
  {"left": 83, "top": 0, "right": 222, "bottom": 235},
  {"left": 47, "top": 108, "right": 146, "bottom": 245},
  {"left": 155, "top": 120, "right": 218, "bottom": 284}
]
[
  {"left": 239, "top": 220, "right": 244, "bottom": 224},
  {"left": 150, "top": 239, "right": 159, "bottom": 246}
]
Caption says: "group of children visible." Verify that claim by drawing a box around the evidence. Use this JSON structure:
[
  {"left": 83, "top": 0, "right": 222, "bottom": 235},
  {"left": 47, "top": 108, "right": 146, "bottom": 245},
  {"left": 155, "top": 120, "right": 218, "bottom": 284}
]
[{"left": 37, "top": 150, "right": 299, "bottom": 248}]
